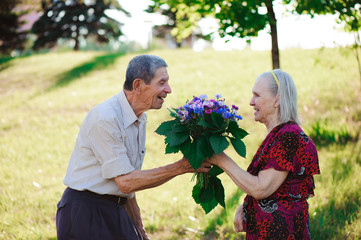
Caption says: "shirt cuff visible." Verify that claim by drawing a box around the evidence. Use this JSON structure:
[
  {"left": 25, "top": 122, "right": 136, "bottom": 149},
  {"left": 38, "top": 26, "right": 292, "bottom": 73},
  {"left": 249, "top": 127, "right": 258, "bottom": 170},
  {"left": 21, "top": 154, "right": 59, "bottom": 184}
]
[{"left": 101, "top": 155, "right": 135, "bottom": 179}]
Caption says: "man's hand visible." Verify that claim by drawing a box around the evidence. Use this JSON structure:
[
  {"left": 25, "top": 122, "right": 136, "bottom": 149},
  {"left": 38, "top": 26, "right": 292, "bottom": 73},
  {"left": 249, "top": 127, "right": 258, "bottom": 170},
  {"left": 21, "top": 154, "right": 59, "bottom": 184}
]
[
  {"left": 179, "top": 157, "right": 212, "bottom": 173},
  {"left": 138, "top": 225, "right": 150, "bottom": 240},
  {"left": 234, "top": 204, "right": 245, "bottom": 232},
  {"left": 196, "top": 160, "right": 212, "bottom": 173}
]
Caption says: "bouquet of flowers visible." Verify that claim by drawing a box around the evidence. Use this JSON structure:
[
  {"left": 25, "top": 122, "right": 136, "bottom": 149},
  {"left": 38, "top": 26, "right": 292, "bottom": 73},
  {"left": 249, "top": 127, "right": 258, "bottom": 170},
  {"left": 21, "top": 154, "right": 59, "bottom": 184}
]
[{"left": 155, "top": 94, "right": 248, "bottom": 214}]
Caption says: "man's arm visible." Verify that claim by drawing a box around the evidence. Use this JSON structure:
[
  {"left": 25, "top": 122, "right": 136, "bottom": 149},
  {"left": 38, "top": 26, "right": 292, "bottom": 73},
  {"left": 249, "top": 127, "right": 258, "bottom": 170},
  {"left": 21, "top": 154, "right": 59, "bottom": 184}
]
[
  {"left": 124, "top": 195, "right": 149, "bottom": 240},
  {"left": 114, "top": 157, "right": 211, "bottom": 194}
]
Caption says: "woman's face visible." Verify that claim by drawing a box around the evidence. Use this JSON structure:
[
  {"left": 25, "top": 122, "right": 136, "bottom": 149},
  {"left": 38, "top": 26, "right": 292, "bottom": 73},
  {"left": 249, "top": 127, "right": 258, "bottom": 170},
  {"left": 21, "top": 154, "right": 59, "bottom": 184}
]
[{"left": 249, "top": 77, "right": 279, "bottom": 126}]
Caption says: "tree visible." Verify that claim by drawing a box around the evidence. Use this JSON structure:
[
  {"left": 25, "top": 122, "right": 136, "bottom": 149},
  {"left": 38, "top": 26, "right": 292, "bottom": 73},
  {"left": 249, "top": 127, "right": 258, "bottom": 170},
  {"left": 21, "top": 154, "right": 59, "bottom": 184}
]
[
  {"left": 147, "top": 0, "right": 210, "bottom": 48},
  {"left": 31, "top": 0, "right": 128, "bottom": 51},
  {"left": 290, "top": 0, "right": 361, "bottom": 88},
  {"left": 0, "top": 0, "right": 28, "bottom": 54},
  {"left": 192, "top": 0, "right": 281, "bottom": 69}
]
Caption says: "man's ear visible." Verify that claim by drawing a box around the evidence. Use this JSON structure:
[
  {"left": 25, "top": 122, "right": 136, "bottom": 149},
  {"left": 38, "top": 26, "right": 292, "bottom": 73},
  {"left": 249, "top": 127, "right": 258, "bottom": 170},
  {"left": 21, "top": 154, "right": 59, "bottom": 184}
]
[{"left": 132, "top": 79, "right": 143, "bottom": 94}]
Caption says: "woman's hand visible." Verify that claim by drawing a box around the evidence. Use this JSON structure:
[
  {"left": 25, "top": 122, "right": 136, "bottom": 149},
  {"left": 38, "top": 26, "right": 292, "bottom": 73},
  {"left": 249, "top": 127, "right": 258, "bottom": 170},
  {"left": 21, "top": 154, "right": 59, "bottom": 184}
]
[
  {"left": 208, "top": 152, "right": 226, "bottom": 165},
  {"left": 234, "top": 204, "right": 245, "bottom": 232}
]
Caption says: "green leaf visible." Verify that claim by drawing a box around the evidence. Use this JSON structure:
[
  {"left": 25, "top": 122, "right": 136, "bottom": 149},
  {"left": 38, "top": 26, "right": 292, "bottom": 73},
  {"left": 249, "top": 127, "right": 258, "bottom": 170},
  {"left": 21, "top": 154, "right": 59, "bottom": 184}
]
[
  {"left": 229, "top": 137, "right": 247, "bottom": 158},
  {"left": 171, "top": 123, "right": 190, "bottom": 133},
  {"left": 211, "top": 112, "right": 225, "bottom": 128},
  {"left": 209, "top": 165, "right": 224, "bottom": 176},
  {"left": 155, "top": 120, "right": 177, "bottom": 136},
  {"left": 192, "top": 184, "right": 202, "bottom": 204},
  {"left": 179, "top": 137, "right": 191, "bottom": 154},
  {"left": 168, "top": 108, "right": 178, "bottom": 118},
  {"left": 186, "top": 138, "right": 206, "bottom": 170},
  {"left": 209, "top": 135, "right": 229, "bottom": 155},
  {"left": 199, "top": 179, "right": 214, "bottom": 203},
  {"left": 199, "top": 134, "right": 214, "bottom": 158},
  {"left": 213, "top": 176, "right": 225, "bottom": 208},
  {"left": 192, "top": 176, "right": 222, "bottom": 214},
  {"left": 200, "top": 195, "right": 218, "bottom": 214},
  {"left": 165, "top": 143, "right": 181, "bottom": 154},
  {"left": 165, "top": 131, "right": 189, "bottom": 147},
  {"left": 227, "top": 121, "right": 249, "bottom": 139},
  {"left": 197, "top": 117, "right": 216, "bottom": 129}
]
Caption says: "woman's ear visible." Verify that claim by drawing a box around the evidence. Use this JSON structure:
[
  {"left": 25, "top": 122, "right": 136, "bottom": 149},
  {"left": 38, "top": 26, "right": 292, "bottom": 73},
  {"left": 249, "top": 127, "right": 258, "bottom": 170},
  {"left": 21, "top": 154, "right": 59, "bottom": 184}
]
[
  {"left": 274, "top": 94, "right": 280, "bottom": 108},
  {"left": 132, "top": 79, "right": 143, "bottom": 94}
]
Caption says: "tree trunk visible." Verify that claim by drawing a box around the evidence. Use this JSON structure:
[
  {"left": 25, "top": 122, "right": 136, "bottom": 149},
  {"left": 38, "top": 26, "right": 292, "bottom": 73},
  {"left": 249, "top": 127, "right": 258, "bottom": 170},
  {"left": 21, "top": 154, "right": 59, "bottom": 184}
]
[
  {"left": 74, "top": 38, "right": 79, "bottom": 51},
  {"left": 74, "top": 27, "right": 80, "bottom": 51},
  {"left": 266, "top": 0, "right": 280, "bottom": 69}
]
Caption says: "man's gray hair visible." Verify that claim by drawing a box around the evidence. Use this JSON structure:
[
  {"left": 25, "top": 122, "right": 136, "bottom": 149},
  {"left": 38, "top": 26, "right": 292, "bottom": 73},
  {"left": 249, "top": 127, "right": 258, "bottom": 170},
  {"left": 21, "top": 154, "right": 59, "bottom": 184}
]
[
  {"left": 260, "top": 69, "right": 300, "bottom": 125},
  {"left": 124, "top": 55, "right": 168, "bottom": 90}
]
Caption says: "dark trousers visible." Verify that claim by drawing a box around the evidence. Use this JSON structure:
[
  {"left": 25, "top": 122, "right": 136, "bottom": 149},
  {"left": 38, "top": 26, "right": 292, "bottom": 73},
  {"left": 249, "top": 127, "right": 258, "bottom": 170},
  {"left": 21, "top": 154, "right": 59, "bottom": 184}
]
[{"left": 56, "top": 187, "right": 142, "bottom": 240}]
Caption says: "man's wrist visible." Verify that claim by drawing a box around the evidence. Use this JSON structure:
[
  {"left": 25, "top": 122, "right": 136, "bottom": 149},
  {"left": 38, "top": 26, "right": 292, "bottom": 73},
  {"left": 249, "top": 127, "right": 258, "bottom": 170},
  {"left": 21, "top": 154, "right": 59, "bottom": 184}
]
[{"left": 174, "top": 158, "right": 190, "bottom": 175}]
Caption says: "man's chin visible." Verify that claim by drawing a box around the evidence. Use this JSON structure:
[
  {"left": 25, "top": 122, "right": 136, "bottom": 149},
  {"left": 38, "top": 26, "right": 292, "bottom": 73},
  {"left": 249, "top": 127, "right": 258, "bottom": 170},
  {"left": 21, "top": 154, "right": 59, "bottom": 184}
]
[{"left": 151, "top": 103, "right": 163, "bottom": 110}]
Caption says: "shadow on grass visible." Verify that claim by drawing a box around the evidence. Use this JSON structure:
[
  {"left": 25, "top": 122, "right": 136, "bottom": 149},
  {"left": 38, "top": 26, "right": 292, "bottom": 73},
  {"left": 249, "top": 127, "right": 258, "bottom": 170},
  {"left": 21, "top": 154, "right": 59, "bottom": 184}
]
[
  {"left": 204, "top": 188, "right": 244, "bottom": 238},
  {"left": 307, "top": 119, "right": 358, "bottom": 148},
  {"left": 0, "top": 56, "right": 15, "bottom": 71},
  {"left": 48, "top": 51, "right": 125, "bottom": 91},
  {"left": 311, "top": 140, "right": 361, "bottom": 239},
  {"left": 311, "top": 185, "right": 360, "bottom": 239}
]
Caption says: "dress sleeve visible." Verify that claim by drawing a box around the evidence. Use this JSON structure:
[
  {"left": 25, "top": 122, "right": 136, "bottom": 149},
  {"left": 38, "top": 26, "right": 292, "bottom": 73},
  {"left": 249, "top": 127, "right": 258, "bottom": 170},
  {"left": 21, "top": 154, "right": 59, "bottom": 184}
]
[
  {"left": 264, "top": 131, "right": 320, "bottom": 176},
  {"left": 87, "top": 119, "right": 135, "bottom": 179},
  {"left": 263, "top": 132, "right": 300, "bottom": 173}
]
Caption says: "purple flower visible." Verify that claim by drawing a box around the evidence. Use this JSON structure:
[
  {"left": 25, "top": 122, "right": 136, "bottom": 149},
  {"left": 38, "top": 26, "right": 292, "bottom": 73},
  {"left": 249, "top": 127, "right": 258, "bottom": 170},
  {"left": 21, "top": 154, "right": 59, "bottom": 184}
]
[
  {"left": 223, "top": 112, "right": 232, "bottom": 119},
  {"left": 205, "top": 109, "right": 212, "bottom": 114},
  {"left": 199, "top": 94, "right": 208, "bottom": 99},
  {"left": 215, "top": 94, "right": 222, "bottom": 99}
]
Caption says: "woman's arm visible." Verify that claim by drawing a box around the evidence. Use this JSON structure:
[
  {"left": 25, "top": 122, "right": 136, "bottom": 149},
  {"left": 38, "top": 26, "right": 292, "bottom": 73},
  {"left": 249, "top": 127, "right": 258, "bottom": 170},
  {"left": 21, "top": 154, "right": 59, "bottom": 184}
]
[{"left": 209, "top": 152, "right": 288, "bottom": 200}]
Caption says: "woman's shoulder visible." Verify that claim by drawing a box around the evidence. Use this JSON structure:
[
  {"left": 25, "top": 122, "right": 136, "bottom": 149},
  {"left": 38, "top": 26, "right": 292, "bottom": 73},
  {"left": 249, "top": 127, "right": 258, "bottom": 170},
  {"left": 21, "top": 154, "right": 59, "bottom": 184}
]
[
  {"left": 275, "top": 121, "right": 314, "bottom": 145},
  {"left": 279, "top": 121, "right": 301, "bottom": 132}
]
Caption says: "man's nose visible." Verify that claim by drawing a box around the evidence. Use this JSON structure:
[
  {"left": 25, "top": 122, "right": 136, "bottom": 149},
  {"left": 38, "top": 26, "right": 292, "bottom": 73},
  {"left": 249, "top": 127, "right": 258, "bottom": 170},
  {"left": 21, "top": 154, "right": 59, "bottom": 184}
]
[{"left": 165, "top": 84, "right": 172, "bottom": 94}]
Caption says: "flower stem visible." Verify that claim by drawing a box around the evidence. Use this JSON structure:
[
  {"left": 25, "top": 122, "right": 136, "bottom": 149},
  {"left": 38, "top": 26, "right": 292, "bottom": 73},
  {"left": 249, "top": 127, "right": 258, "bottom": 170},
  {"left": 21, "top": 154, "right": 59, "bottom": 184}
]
[{"left": 196, "top": 172, "right": 210, "bottom": 189}]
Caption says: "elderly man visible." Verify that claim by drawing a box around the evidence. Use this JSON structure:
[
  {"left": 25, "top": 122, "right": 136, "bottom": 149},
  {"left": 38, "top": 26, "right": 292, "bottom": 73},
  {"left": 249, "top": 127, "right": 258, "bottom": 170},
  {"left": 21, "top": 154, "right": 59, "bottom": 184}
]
[{"left": 56, "top": 55, "right": 211, "bottom": 240}]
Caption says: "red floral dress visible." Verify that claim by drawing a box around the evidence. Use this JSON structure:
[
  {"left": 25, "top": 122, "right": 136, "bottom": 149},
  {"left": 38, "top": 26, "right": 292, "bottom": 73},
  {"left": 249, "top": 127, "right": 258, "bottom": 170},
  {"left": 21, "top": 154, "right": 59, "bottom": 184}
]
[{"left": 242, "top": 121, "right": 320, "bottom": 240}]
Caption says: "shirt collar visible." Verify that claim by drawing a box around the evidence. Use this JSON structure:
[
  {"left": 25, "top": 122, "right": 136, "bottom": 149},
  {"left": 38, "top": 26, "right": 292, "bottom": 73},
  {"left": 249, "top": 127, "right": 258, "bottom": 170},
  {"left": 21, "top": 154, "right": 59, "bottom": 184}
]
[{"left": 118, "top": 90, "right": 147, "bottom": 128}]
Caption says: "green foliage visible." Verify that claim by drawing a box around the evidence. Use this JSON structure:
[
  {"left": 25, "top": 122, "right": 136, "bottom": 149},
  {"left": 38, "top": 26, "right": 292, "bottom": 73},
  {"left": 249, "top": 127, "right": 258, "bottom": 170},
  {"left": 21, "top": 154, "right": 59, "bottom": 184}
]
[
  {"left": 31, "top": 0, "right": 128, "bottom": 51},
  {"left": 290, "top": 0, "right": 361, "bottom": 32},
  {"left": 229, "top": 137, "right": 247, "bottom": 158},
  {"left": 0, "top": 0, "right": 27, "bottom": 54},
  {"left": 209, "top": 135, "right": 229, "bottom": 155},
  {"left": 308, "top": 119, "right": 355, "bottom": 146},
  {"left": 147, "top": 0, "right": 206, "bottom": 45},
  {"left": 198, "top": 0, "right": 269, "bottom": 39},
  {"left": 155, "top": 97, "right": 247, "bottom": 214}
]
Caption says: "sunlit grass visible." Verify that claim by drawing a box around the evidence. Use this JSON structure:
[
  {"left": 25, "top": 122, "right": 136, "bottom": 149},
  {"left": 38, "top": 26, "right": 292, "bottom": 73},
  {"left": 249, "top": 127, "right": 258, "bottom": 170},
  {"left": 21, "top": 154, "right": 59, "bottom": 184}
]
[{"left": 0, "top": 47, "right": 360, "bottom": 239}]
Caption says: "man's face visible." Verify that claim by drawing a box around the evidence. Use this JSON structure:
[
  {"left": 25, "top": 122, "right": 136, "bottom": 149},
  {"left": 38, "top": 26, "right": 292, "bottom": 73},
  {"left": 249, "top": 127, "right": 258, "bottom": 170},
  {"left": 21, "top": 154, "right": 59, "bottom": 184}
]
[{"left": 139, "top": 67, "right": 172, "bottom": 110}]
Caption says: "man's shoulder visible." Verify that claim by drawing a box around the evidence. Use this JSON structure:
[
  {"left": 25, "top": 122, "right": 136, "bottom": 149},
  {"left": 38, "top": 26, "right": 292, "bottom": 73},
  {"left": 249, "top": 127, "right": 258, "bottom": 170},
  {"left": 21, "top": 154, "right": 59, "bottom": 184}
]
[{"left": 87, "top": 94, "right": 123, "bottom": 123}]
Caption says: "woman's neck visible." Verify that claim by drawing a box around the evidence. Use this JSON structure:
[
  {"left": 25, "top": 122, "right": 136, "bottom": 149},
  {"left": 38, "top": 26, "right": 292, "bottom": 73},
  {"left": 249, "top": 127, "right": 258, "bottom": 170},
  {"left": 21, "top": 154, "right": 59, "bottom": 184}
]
[{"left": 265, "top": 118, "right": 280, "bottom": 134}]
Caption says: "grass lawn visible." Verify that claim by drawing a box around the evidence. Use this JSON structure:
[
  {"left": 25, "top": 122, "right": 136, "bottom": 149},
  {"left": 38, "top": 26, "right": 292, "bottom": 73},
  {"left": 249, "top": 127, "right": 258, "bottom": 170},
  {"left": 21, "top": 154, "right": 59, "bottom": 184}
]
[{"left": 0, "top": 47, "right": 360, "bottom": 239}]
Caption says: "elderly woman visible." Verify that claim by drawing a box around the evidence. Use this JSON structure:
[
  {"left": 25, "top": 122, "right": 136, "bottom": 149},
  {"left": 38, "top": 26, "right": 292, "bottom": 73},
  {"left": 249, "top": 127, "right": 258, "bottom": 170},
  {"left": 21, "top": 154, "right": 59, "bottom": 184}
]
[{"left": 208, "top": 69, "right": 320, "bottom": 239}]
